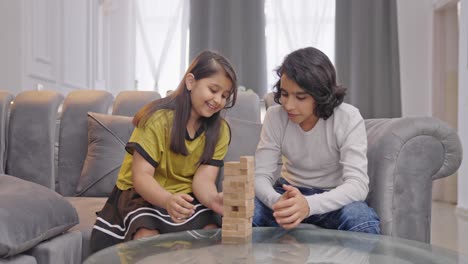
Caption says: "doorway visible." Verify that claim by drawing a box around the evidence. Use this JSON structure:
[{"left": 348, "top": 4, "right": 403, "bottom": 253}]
[{"left": 432, "top": 0, "right": 459, "bottom": 204}]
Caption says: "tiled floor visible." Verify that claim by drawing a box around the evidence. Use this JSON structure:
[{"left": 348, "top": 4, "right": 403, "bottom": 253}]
[{"left": 431, "top": 201, "right": 468, "bottom": 256}]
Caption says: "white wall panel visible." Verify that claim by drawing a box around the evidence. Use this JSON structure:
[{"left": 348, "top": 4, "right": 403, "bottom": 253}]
[
  {"left": 0, "top": 0, "right": 22, "bottom": 93},
  {"left": 25, "top": 0, "right": 58, "bottom": 84},
  {"left": 62, "top": 0, "right": 90, "bottom": 89},
  {"left": 2, "top": 1, "right": 134, "bottom": 95}
]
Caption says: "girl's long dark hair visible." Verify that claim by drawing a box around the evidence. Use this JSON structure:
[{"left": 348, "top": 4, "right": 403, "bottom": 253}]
[
  {"left": 133, "top": 50, "right": 238, "bottom": 164},
  {"left": 273, "top": 47, "right": 346, "bottom": 120}
]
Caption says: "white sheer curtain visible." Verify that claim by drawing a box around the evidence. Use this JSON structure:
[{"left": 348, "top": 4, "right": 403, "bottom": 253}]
[
  {"left": 135, "top": 0, "right": 189, "bottom": 96},
  {"left": 265, "top": 0, "right": 335, "bottom": 90}
]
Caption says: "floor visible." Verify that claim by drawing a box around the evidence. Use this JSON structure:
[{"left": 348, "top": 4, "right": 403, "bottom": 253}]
[{"left": 431, "top": 201, "right": 468, "bottom": 256}]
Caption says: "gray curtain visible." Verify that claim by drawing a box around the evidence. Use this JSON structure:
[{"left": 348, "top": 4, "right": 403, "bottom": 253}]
[
  {"left": 189, "top": 0, "right": 267, "bottom": 97},
  {"left": 335, "top": 0, "right": 401, "bottom": 118}
]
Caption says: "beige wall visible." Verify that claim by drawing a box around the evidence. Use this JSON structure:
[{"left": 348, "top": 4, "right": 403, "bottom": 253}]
[
  {"left": 397, "top": 0, "right": 433, "bottom": 117},
  {"left": 397, "top": 0, "right": 464, "bottom": 205},
  {"left": 458, "top": 0, "right": 468, "bottom": 211}
]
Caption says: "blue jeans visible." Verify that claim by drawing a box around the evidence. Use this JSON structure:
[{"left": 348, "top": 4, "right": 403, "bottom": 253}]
[{"left": 253, "top": 178, "right": 381, "bottom": 234}]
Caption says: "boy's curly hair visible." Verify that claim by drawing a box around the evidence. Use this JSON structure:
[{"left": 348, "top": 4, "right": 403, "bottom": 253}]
[{"left": 273, "top": 47, "right": 346, "bottom": 120}]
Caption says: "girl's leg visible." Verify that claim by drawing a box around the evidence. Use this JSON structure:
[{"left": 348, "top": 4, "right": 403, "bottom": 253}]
[
  {"left": 133, "top": 228, "right": 160, "bottom": 240},
  {"left": 203, "top": 224, "right": 218, "bottom": 229}
]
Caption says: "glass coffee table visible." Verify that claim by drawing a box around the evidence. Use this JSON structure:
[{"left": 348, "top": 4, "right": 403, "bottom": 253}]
[{"left": 84, "top": 227, "right": 467, "bottom": 264}]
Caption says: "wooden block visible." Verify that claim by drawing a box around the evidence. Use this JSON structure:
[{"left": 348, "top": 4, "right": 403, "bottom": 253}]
[
  {"left": 224, "top": 161, "right": 241, "bottom": 169},
  {"left": 223, "top": 199, "right": 254, "bottom": 217},
  {"left": 224, "top": 206, "right": 253, "bottom": 217},
  {"left": 222, "top": 227, "right": 252, "bottom": 237},
  {"left": 222, "top": 235, "right": 252, "bottom": 244},
  {"left": 224, "top": 197, "right": 255, "bottom": 207},
  {"left": 222, "top": 223, "right": 238, "bottom": 231},
  {"left": 224, "top": 167, "right": 254, "bottom": 176},
  {"left": 224, "top": 191, "right": 254, "bottom": 200},
  {"left": 223, "top": 182, "right": 254, "bottom": 195},
  {"left": 224, "top": 210, "right": 254, "bottom": 218},
  {"left": 221, "top": 224, "right": 252, "bottom": 235},
  {"left": 223, "top": 171, "right": 254, "bottom": 182},
  {"left": 222, "top": 217, "right": 251, "bottom": 225},
  {"left": 240, "top": 156, "right": 254, "bottom": 170},
  {"left": 223, "top": 179, "right": 254, "bottom": 192},
  {"left": 228, "top": 204, "right": 253, "bottom": 215}
]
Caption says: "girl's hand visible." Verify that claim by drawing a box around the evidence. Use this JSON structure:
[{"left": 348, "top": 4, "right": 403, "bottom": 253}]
[
  {"left": 272, "top": 184, "right": 310, "bottom": 229},
  {"left": 210, "top": 192, "right": 223, "bottom": 216},
  {"left": 165, "top": 193, "right": 195, "bottom": 223}
]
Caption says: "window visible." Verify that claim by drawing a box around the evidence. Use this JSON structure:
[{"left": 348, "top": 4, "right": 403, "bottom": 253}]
[
  {"left": 135, "top": 0, "right": 189, "bottom": 96},
  {"left": 265, "top": 0, "right": 335, "bottom": 90},
  {"left": 135, "top": 0, "right": 335, "bottom": 95}
]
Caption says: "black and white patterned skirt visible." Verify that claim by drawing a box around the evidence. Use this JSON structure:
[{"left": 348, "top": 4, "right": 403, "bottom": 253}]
[{"left": 89, "top": 186, "right": 217, "bottom": 253}]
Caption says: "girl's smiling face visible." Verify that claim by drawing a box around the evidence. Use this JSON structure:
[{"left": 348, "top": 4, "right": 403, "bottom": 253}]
[{"left": 186, "top": 71, "right": 232, "bottom": 120}]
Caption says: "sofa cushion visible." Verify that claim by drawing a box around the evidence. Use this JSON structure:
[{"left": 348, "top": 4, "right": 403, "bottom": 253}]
[
  {"left": 75, "top": 112, "right": 134, "bottom": 197},
  {"left": 0, "top": 174, "right": 78, "bottom": 258},
  {"left": 224, "top": 116, "right": 262, "bottom": 162},
  {"left": 67, "top": 197, "right": 107, "bottom": 261}
]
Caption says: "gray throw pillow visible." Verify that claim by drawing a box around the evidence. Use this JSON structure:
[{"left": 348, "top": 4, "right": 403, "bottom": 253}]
[
  {"left": 75, "top": 112, "right": 134, "bottom": 197},
  {"left": 0, "top": 174, "right": 78, "bottom": 257}
]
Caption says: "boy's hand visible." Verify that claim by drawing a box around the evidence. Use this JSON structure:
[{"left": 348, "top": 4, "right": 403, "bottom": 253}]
[
  {"left": 272, "top": 184, "right": 310, "bottom": 229},
  {"left": 165, "top": 193, "right": 195, "bottom": 223}
]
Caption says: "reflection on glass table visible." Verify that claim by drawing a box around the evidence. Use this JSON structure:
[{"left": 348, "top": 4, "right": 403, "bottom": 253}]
[{"left": 84, "top": 227, "right": 468, "bottom": 264}]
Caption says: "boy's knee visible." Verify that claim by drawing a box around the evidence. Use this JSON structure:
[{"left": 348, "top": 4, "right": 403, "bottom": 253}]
[
  {"left": 253, "top": 197, "right": 275, "bottom": 227},
  {"left": 338, "top": 202, "right": 380, "bottom": 234},
  {"left": 342, "top": 202, "right": 379, "bottom": 220}
]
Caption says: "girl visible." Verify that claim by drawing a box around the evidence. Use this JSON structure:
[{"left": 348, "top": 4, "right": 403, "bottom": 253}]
[
  {"left": 253, "top": 47, "right": 380, "bottom": 234},
  {"left": 90, "top": 50, "right": 238, "bottom": 252}
]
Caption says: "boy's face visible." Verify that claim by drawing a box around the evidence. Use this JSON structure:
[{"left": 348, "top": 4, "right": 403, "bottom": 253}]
[{"left": 279, "top": 74, "right": 318, "bottom": 131}]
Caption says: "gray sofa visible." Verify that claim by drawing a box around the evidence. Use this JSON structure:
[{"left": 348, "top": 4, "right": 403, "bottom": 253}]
[{"left": 0, "top": 89, "right": 462, "bottom": 263}]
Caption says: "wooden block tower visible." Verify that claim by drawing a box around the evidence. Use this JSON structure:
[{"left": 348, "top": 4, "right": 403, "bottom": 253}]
[{"left": 222, "top": 156, "right": 255, "bottom": 244}]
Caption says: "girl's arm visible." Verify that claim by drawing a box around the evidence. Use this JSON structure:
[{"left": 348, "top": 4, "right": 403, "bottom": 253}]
[
  {"left": 132, "top": 151, "right": 195, "bottom": 222},
  {"left": 192, "top": 164, "right": 223, "bottom": 215}
]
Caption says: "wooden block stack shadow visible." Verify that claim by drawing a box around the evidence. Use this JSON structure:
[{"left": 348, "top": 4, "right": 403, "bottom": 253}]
[{"left": 222, "top": 156, "right": 255, "bottom": 244}]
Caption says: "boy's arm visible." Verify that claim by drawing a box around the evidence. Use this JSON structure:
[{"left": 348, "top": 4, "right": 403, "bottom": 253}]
[
  {"left": 255, "top": 107, "right": 284, "bottom": 208},
  {"left": 192, "top": 164, "right": 223, "bottom": 215},
  {"left": 306, "top": 114, "right": 369, "bottom": 216}
]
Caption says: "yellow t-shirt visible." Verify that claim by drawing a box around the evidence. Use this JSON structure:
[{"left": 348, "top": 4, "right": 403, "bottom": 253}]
[{"left": 116, "top": 109, "right": 230, "bottom": 194}]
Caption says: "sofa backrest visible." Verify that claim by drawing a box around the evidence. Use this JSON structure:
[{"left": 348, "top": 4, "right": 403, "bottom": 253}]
[
  {"left": 57, "top": 90, "right": 114, "bottom": 196},
  {"left": 0, "top": 89, "right": 260, "bottom": 197},
  {"left": 222, "top": 91, "right": 261, "bottom": 123},
  {"left": 57, "top": 90, "right": 161, "bottom": 196},
  {"left": 263, "top": 92, "right": 278, "bottom": 109},
  {"left": 6, "top": 91, "right": 64, "bottom": 189},
  {"left": 112, "top": 91, "right": 161, "bottom": 116}
]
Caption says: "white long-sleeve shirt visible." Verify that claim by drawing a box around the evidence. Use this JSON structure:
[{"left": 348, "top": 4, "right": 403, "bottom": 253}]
[{"left": 255, "top": 104, "right": 369, "bottom": 216}]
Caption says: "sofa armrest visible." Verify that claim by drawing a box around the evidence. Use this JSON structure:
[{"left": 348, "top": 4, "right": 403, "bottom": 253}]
[{"left": 364, "top": 117, "right": 462, "bottom": 243}]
